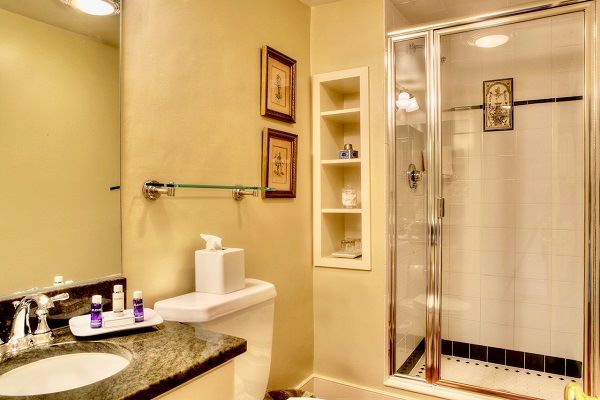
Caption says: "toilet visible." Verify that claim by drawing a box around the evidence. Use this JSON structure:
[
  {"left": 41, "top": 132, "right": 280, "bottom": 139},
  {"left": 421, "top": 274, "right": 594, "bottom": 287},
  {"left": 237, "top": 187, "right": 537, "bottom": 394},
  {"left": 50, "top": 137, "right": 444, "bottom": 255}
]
[{"left": 155, "top": 279, "right": 319, "bottom": 400}]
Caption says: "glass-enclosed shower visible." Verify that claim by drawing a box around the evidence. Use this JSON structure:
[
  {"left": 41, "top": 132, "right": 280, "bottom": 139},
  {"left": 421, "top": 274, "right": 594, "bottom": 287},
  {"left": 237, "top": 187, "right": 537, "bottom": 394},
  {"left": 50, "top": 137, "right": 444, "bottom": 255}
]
[{"left": 387, "top": 2, "right": 596, "bottom": 399}]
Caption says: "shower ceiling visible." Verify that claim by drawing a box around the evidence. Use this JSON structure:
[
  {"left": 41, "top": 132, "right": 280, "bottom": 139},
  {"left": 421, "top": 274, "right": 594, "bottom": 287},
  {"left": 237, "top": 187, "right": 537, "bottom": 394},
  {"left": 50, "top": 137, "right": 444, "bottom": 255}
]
[
  {"left": 299, "top": 0, "right": 342, "bottom": 6},
  {"left": 390, "top": 0, "right": 543, "bottom": 24}
]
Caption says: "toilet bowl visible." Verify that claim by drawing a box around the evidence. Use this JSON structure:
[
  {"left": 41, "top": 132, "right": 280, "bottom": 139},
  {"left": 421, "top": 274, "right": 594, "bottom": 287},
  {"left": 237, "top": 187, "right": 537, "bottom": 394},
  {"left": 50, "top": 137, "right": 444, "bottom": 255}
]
[{"left": 155, "top": 279, "right": 280, "bottom": 400}]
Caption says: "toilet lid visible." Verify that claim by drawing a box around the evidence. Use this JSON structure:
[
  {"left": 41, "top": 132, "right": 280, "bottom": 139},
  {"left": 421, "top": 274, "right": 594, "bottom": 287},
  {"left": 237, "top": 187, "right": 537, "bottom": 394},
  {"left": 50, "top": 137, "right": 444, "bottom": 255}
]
[{"left": 154, "top": 278, "right": 277, "bottom": 323}]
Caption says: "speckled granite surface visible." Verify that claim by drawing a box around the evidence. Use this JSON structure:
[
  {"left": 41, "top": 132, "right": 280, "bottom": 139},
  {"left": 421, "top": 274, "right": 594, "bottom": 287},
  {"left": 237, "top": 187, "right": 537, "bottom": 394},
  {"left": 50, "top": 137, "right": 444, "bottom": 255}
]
[{"left": 0, "top": 321, "right": 246, "bottom": 400}]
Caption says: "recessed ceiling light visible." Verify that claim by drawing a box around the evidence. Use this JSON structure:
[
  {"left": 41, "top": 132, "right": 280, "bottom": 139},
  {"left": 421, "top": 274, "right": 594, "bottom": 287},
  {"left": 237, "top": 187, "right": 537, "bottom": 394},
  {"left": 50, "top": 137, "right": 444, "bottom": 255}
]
[
  {"left": 62, "top": 0, "right": 120, "bottom": 16},
  {"left": 474, "top": 34, "right": 509, "bottom": 48}
]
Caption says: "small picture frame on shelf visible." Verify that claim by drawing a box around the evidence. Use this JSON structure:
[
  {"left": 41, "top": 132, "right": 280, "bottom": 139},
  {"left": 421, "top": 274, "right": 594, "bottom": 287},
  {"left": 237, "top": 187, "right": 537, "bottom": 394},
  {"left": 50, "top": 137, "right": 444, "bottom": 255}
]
[
  {"left": 260, "top": 46, "right": 296, "bottom": 123},
  {"left": 261, "top": 128, "right": 298, "bottom": 198}
]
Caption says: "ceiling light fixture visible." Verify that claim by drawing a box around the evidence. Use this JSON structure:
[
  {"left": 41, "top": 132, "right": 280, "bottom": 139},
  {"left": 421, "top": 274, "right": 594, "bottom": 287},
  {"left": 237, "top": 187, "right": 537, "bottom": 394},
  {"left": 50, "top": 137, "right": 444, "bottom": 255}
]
[
  {"left": 396, "top": 91, "right": 419, "bottom": 113},
  {"left": 406, "top": 97, "right": 419, "bottom": 112},
  {"left": 474, "top": 34, "right": 509, "bottom": 48},
  {"left": 396, "top": 91, "right": 411, "bottom": 109},
  {"left": 61, "top": 0, "right": 120, "bottom": 16}
]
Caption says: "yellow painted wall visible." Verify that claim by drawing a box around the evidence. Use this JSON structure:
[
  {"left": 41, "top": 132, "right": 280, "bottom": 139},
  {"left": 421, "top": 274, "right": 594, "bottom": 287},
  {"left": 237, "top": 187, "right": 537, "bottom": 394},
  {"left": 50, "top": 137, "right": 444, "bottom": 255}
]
[
  {"left": 121, "top": 0, "right": 313, "bottom": 389},
  {"left": 311, "top": 1, "right": 430, "bottom": 397},
  {"left": 0, "top": 9, "right": 120, "bottom": 295}
]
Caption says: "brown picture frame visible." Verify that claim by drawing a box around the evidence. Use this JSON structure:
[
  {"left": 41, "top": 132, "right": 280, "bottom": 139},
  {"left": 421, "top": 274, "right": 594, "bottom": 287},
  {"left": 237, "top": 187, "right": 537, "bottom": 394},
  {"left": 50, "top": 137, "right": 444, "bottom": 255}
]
[
  {"left": 261, "top": 128, "right": 297, "bottom": 198},
  {"left": 260, "top": 46, "right": 296, "bottom": 123},
  {"left": 483, "top": 78, "right": 514, "bottom": 132}
]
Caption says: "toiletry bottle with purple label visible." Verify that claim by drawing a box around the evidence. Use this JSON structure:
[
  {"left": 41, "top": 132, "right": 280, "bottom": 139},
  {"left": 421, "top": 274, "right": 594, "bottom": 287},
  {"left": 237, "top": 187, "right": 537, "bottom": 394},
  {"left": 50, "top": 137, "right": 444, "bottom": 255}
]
[
  {"left": 91, "top": 295, "right": 103, "bottom": 328},
  {"left": 133, "top": 291, "right": 144, "bottom": 322}
]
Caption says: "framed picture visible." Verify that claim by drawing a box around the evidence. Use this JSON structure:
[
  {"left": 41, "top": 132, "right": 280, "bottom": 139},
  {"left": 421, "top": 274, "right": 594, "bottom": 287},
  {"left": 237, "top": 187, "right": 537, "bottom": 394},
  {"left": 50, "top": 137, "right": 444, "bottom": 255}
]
[
  {"left": 261, "top": 46, "right": 296, "bottom": 123},
  {"left": 261, "top": 128, "right": 297, "bottom": 198},
  {"left": 483, "top": 78, "right": 514, "bottom": 131}
]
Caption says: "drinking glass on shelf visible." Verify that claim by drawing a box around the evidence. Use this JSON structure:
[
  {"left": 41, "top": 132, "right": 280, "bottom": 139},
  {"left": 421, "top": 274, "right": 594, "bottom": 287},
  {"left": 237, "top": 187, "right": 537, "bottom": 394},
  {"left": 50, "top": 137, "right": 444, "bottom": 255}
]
[
  {"left": 341, "top": 239, "right": 355, "bottom": 251},
  {"left": 341, "top": 185, "right": 358, "bottom": 208}
]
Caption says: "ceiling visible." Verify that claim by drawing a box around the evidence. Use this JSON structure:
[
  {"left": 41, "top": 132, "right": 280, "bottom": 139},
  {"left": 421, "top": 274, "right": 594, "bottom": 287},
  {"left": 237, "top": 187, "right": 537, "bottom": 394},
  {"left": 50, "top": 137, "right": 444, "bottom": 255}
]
[
  {"left": 299, "top": 0, "right": 342, "bottom": 6},
  {"left": 0, "top": 0, "right": 119, "bottom": 47},
  {"left": 389, "top": 0, "right": 538, "bottom": 24}
]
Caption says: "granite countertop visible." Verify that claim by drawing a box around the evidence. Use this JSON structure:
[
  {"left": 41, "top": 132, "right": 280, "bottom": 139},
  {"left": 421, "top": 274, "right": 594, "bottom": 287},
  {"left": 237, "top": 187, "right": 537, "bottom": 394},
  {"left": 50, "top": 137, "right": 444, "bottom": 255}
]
[{"left": 0, "top": 321, "right": 246, "bottom": 400}]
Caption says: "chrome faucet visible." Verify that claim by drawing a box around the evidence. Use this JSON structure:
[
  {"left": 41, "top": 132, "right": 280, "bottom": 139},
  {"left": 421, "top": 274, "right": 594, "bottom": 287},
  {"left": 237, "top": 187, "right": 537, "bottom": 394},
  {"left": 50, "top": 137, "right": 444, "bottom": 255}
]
[{"left": 1, "top": 292, "right": 69, "bottom": 355}]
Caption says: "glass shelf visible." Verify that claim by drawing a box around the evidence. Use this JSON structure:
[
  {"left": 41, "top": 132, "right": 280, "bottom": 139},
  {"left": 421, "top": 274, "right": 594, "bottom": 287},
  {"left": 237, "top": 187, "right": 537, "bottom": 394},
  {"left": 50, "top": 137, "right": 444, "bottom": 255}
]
[
  {"left": 142, "top": 180, "right": 275, "bottom": 201},
  {"left": 146, "top": 182, "right": 275, "bottom": 191}
]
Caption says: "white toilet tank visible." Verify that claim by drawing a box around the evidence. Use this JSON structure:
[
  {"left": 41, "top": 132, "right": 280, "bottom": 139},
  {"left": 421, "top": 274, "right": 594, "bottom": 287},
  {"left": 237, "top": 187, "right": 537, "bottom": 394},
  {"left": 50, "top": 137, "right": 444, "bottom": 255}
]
[{"left": 154, "top": 279, "right": 277, "bottom": 400}]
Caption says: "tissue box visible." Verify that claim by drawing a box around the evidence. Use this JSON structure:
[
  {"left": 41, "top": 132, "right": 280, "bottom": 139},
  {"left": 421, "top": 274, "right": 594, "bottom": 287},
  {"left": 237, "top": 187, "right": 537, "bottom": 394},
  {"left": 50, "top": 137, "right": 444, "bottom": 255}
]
[{"left": 195, "top": 248, "right": 245, "bottom": 294}]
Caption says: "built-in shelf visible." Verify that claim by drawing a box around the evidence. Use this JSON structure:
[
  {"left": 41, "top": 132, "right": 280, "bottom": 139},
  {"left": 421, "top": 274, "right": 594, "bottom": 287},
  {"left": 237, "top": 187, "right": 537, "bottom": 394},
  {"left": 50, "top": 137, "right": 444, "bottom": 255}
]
[
  {"left": 322, "top": 208, "right": 362, "bottom": 214},
  {"left": 320, "top": 108, "right": 361, "bottom": 124},
  {"left": 321, "top": 75, "right": 360, "bottom": 94},
  {"left": 321, "top": 159, "right": 361, "bottom": 167},
  {"left": 320, "top": 255, "right": 364, "bottom": 269},
  {"left": 312, "top": 67, "right": 370, "bottom": 271}
]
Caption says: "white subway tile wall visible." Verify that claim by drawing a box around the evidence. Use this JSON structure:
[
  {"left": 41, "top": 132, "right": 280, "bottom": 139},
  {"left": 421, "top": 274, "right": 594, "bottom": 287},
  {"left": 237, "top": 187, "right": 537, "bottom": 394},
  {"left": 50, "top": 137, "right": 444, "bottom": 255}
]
[{"left": 440, "top": 12, "right": 584, "bottom": 362}]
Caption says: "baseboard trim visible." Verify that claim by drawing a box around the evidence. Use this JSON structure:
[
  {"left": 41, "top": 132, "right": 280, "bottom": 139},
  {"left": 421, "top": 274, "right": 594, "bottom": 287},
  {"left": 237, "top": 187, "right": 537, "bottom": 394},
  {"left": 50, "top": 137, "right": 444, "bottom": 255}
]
[
  {"left": 297, "top": 374, "right": 424, "bottom": 400},
  {"left": 295, "top": 374, "right": 316, "bottom": 392}
]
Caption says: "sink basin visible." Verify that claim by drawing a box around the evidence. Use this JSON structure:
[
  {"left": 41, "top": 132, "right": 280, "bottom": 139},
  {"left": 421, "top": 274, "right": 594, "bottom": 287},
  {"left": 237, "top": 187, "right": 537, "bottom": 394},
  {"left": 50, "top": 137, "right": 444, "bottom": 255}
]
[{"left": 0, "top": 342, "right": 130, "bottom": 396}]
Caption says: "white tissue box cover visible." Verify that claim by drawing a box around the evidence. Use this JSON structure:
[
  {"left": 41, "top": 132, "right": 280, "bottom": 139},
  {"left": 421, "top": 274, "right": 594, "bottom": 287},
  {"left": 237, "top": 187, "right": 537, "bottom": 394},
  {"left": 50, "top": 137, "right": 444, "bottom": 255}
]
[{"left": 195, "top": 248, "right": 245, "bottom": 294}]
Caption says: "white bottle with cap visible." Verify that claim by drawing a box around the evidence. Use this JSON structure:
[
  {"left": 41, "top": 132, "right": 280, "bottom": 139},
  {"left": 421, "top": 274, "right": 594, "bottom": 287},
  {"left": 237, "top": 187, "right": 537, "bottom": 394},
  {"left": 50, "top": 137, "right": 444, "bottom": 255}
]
[{"left": 112, "top": 284, "right": 124, "bottom": 315}]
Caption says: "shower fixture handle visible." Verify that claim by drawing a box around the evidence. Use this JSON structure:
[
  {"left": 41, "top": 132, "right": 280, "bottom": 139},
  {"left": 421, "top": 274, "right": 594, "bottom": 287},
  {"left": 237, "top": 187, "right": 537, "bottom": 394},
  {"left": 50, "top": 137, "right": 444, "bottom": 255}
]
[{"left": 407, "top": 163, "right": 423, "bottom": 190}]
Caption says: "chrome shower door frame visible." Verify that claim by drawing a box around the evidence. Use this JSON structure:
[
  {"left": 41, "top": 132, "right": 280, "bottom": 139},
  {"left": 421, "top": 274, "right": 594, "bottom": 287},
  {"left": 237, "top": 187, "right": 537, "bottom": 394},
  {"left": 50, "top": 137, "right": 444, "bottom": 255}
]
[
  {"left": 386, "top": 29, "right": 436, "bottom": 383},
  {"left": 386, "top": 1, "right": 600, "bottom": 398}
]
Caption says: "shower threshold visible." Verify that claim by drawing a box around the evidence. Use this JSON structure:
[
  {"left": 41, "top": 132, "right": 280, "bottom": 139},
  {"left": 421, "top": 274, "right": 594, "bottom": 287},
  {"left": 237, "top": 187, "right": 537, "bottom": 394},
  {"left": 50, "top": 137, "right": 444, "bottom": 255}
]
[{"left": 405, "top": 354, "right": 581, "bottom": 400}]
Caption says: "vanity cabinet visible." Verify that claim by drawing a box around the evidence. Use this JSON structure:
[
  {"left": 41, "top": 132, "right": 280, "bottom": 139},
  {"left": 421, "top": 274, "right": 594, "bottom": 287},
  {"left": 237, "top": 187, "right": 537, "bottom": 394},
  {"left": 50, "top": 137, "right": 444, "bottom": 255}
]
[{"left": 157, "top": 361, "right": 234, "bottom": 399}]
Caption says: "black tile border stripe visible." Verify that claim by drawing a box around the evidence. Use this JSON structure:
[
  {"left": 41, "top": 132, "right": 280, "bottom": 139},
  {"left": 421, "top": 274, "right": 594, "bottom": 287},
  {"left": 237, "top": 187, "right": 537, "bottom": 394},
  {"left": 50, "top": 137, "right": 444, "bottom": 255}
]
[
  {"left": 445, "top": 95, "right": 583, "bottom": 112},
  {"left": 556, "top": 95, "right": 582, "bottom": 102},
  {"left": 396, "top": 339, "right": 425, "bottom": 375},
  {"left": 441, "top": 339, "right": 582, "bottom": 379}
]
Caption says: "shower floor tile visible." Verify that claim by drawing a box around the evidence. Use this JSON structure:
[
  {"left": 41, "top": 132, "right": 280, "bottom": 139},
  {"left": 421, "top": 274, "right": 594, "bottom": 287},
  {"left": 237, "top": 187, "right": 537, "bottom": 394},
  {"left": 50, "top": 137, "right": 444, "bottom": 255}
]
[{"left": 409, "top": 354, "right": 581, "bottom": 399}]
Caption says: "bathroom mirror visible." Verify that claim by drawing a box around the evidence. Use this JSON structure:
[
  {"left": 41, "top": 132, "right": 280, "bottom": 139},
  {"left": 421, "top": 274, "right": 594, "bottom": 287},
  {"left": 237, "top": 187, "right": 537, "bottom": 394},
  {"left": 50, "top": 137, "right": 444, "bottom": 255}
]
[{"left": 0, "top": 0, "right": 121, "bottom": 296}]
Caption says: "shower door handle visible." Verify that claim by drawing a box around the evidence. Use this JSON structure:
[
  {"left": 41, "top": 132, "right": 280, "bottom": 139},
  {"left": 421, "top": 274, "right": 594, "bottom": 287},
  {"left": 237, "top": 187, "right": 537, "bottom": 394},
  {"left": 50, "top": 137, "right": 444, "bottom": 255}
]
[
  {"left": 436, "top": 197, "right": 445, "bottom": 219},
  {"left": 565, "top": 383, "right": 599, "bottom": 400}
]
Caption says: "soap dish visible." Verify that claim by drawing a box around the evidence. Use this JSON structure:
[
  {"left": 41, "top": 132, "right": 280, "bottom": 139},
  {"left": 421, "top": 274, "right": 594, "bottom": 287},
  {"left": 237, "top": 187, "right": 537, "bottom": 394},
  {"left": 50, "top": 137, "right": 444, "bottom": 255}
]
[{"left": 69, "top": 308, "right": 163, "bottom": 337}]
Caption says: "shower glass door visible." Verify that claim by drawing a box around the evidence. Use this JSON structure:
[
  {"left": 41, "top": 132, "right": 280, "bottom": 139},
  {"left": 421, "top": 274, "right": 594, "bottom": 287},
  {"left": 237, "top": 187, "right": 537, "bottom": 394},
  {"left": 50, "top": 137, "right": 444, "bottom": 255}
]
[
  {"left": 388, "top": 3, "right": 596, "bottom": 400},
  {"left": 391, "top": 33, "right": 429, "bottom": 380},
  {"left": 437, "top": 10, "right": 585, "bottom": 399}
]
